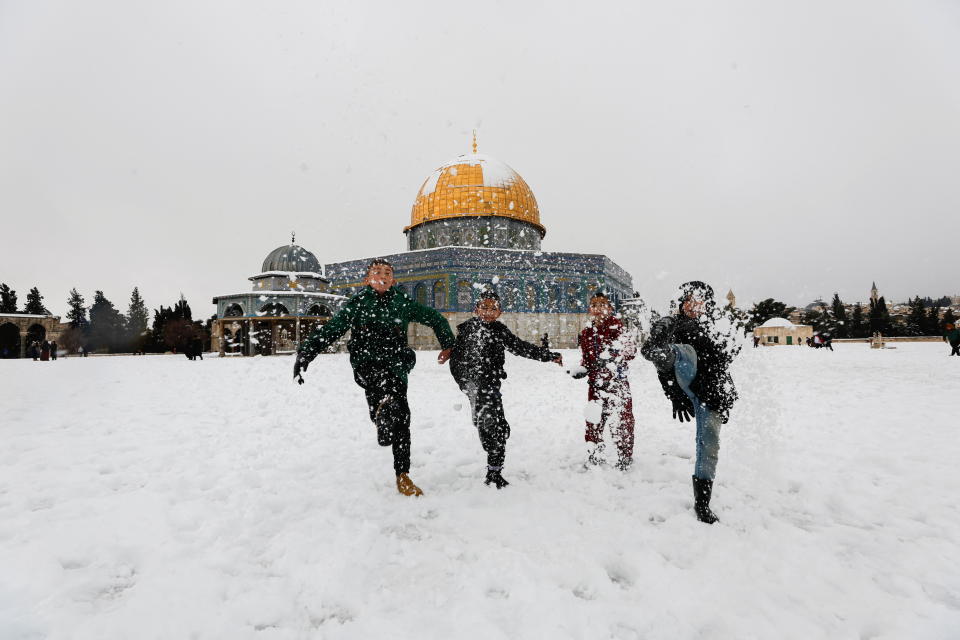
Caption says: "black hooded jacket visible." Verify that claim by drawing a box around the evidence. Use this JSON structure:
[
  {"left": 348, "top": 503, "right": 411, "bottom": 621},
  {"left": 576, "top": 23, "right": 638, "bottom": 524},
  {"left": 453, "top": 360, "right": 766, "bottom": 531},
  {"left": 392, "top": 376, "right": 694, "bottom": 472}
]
[
  {"left": 450, "top": 317, "right": 559, "bottom": 388},
  {"left": 641, "top": 282, "right": 739, "bottom": 421}
]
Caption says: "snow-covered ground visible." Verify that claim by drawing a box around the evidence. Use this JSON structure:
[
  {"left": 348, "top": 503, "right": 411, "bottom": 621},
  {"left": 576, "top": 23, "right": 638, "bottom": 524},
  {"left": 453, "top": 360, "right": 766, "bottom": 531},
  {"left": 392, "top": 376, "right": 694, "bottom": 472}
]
[{"left": 2, "top": 343, "right": 958, "bottom": 639}]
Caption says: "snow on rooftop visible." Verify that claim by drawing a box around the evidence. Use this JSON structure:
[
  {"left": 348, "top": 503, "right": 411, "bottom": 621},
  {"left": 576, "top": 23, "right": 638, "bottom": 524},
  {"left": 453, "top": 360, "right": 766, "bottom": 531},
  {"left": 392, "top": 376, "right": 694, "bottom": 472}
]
[
  {"left": 759, "top": 317, "right": 795, "bottom": 328},
  {"left": 419, "top": 153, "right": 521, "bottom": 197}
]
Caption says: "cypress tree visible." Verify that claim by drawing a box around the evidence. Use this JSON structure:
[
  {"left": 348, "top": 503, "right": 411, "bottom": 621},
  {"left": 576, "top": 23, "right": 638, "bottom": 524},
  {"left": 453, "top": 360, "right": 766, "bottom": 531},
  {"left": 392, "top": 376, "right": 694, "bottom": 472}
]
[
  {"left": 0, "top": 284, "right": 17, "bottom": 313},
  {"left": 905, "top": 297, "right": 927, "bottom": 336},
  {"left": 66, "top": 288, "right": 88, "bottom": 329},
  {"left": 173, "top": 295, "right": 193, "bottom": 321},
  {"left": 24, "top": 287, "right": 50, "bottom": 315},
  {"left": 925, "top": 306, "right": 941, "bottom": 335},
  {"left": 869, "top": 297, "right": 893, "bottom": 335},
  {"left": 849, "top": 303, "right": 866, "bottom": 338},
  {"left": 88, "top": 291, "right": 125, "bottom": 352},
  {"left": 151, "top": 306, "right": 173, "bottom": 352},
  {"left": 126, "top": 287, "right": 150, "bottom": 348},
  {"left": 830, "top": 293, "right": 847, "bottom": 338}
]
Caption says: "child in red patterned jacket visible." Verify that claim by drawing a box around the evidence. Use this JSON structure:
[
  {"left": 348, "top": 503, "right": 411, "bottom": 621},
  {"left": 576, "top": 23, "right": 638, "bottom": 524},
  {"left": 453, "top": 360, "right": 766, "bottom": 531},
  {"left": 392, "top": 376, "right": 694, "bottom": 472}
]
[{"left": 576, "top": 292, "right": 637, "bottom": 470}]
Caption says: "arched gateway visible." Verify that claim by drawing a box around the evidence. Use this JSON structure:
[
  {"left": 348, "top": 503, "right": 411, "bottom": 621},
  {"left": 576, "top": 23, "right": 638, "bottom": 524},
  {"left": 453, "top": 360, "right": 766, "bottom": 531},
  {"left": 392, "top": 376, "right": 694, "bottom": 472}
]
[{"left": 0, "top": 314, "right": 65, "bottom": 358}]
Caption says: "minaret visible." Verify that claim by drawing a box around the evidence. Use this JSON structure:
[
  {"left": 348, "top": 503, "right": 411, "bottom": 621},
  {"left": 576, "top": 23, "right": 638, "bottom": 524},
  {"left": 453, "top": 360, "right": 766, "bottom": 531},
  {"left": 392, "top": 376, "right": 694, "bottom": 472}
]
[
  {"left": 870, "top": 282, "right": 879, "bottom": 305},
  {"left": 726, "top": 289, "right": 736, "bottom": 308}
]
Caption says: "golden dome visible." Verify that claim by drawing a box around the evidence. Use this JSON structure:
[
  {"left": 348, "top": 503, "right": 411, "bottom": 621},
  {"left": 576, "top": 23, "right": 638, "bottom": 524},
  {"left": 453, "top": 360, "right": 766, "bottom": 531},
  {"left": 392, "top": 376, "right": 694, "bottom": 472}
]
[{"left": 406, "top": 153, "right": 544, "bottom": 236}]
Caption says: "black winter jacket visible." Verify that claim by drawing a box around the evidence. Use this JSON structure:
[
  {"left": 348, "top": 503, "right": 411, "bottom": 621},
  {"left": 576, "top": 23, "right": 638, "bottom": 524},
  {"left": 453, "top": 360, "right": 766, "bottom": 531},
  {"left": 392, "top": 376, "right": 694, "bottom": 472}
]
[
  {"left": 642, "top": 314, "right": 738, "bottom": 421},
  {"left": 450, "top": 317, "right": 559, "bottom": 387}
]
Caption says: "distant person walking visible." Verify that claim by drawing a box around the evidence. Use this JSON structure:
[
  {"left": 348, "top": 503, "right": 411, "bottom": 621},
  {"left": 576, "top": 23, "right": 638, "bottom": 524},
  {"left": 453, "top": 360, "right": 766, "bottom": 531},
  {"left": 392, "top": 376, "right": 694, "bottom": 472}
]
[
  {"left": 40, "top": 341, "right": 50, "bottom": 361},
  {"left": 944, "top": 323, "right": 960, "bottom": 356},
  {"left": 50, "top": 341, "right": 58, "bottom": 360}
]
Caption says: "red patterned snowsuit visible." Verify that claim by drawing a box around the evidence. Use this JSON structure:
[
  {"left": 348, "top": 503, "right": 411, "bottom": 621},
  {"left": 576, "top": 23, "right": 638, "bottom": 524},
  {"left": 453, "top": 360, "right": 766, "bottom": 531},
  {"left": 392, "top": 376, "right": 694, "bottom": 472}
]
[{"left": 579, "top": 316, "right": 636, "bottom": 463}]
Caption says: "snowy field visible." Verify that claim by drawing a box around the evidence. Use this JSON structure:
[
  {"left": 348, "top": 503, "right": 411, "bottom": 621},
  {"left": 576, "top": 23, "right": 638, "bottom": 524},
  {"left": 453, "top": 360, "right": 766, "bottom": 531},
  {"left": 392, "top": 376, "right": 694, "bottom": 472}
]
[{"left": 2, "top": 343, "right": 958, "bottom": 639}]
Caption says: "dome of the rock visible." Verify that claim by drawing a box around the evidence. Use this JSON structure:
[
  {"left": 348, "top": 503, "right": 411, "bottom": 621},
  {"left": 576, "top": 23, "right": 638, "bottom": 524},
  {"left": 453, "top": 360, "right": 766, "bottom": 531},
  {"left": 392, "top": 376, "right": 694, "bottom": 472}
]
[{"left": 406, "top": 153, "right": 544, "bottom": 237}]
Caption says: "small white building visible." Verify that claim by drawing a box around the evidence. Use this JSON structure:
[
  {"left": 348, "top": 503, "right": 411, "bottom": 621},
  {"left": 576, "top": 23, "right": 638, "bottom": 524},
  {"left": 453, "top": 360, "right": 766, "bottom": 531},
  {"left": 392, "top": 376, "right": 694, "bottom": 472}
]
[{"left": 753, "top": 317, "right": 813, "bottom": 346}]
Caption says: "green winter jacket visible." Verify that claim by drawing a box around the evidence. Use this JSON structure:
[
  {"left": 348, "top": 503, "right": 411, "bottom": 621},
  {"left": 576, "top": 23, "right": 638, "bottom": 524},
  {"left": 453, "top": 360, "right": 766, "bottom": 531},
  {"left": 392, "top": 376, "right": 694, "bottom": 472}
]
[
  {"left": 297, "top": 285, "right": 455, "bottom": 380},
  {"left": 944, "top": 327, "right": 960, "bottom": 346}
]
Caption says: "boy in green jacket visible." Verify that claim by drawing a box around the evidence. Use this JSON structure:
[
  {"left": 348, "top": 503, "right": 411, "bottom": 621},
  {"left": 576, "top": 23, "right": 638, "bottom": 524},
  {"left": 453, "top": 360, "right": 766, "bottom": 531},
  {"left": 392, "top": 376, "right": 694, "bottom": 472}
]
[
  {"left": 294, "top": 259, "right": 455, "bottom": 496},
  {"left": 944, "top": 322, "right": 960, "bottom": 356}
]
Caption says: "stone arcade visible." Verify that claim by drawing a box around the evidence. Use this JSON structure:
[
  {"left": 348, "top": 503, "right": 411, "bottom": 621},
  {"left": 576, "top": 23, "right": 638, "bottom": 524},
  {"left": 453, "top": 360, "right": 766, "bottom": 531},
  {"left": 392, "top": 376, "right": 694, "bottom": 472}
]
[{"left": 0, "top": 314, "right": 64, "bottom": 359}]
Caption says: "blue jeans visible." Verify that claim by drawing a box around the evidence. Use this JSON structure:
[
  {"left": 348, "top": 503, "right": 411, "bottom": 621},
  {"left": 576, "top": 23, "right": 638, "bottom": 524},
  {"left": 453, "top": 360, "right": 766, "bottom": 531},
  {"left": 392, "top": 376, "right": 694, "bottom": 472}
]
[{"left": 672, "top": 344, "right": 722, "bottom": 481}]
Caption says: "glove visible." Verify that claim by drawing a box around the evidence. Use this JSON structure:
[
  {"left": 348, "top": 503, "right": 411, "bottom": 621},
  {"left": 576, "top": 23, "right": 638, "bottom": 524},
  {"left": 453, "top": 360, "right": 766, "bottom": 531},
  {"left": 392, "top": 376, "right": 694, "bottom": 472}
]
[
  {"left": 293, "top": 355, "right": 308, "bottom": 385},
  {"left": 567, "top": 365, "right": 588, "bottom": 380},
  {"left": 671, "top": 395, "right": 693, "bottom": 422}
]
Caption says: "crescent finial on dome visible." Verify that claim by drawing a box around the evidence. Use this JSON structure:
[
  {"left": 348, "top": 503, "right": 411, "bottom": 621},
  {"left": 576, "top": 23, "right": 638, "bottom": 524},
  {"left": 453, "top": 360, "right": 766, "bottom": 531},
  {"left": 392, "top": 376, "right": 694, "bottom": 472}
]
[{"left": 472, "top": 129, "right": 478, "bottom": 154}]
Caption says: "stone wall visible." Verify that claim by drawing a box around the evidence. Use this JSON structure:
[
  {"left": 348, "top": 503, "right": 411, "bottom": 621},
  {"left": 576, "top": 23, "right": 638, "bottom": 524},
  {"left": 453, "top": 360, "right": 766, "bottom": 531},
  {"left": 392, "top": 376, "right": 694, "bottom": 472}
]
[
  {"left": 833, "top": 336, "right": 946, "bottom": 343},
  {"left": 407, "top": 311, "right": 591, "bottom": 350}
]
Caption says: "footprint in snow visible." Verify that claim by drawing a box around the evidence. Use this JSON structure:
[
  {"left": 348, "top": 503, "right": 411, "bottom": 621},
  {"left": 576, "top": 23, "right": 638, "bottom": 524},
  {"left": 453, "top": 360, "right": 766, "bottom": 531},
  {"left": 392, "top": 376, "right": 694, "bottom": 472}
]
[
  {"left": 486, "top": 587, "right": 509, "bottom": 599},
  {"left": 606, "top": 566, "right": 634, "bottom": 590}
]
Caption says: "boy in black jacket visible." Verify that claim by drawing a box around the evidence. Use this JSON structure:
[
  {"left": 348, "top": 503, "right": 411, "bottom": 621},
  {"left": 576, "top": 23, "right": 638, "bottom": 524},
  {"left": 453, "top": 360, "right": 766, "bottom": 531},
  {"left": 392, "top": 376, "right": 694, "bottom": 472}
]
[
  {"left": 449, "top": 291, "right": 562, "bottom": 488},
  {"left": 641, "top": 281, "right": 740, "bottom": 524}
]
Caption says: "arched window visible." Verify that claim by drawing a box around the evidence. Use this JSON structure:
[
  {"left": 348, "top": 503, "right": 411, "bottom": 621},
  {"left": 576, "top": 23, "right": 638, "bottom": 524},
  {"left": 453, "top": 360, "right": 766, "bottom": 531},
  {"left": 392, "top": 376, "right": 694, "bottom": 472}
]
[
  {"left": 433, "top": 280, "right": 446, "bottom": 309},
  {"left": 26, "top": 323, "right": 46, "bottom": 346},
  {"left": 258, "top": 303, "right": 289, "bottom": 317},
  {"left": 224, "top": 303, "right": 244, "bottom": 317},
  {"left": 457, "top": 281, "right": 473, "bottom": 308},
  {"left": 567, "top": 284, "right": 583, "bottom": 311},
  {"left": 0, "top": 322, "right": 20, "bottom": 359},
  {"left": 414, "top": 283, "right": 427, "bottom": 306},
  {"left": 308, "top": 304, "right": 331, "bottom": 317},
  {"left": 525, "top": 283, "right": 537, "bottom": 311},
  {"left": 547, "top": 285, "right": 560, "bottom": 312},
  {"left": 500, "top": 282, "right": 519, "bottom": 311}
]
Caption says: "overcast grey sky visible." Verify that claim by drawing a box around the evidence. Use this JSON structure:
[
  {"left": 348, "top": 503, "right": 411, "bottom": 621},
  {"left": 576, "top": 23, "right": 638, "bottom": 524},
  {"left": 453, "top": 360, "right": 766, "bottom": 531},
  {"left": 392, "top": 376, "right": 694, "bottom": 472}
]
[{"left": 2, "top": 0, "right": 959, "bottom": 318}]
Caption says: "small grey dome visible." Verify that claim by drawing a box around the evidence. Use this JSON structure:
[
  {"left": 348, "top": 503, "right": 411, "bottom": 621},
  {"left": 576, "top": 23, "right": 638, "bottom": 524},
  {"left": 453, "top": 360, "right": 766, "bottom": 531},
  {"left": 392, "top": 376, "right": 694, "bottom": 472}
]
[{"left": 261, "top": 244, "right": 322, "bottom": 273}]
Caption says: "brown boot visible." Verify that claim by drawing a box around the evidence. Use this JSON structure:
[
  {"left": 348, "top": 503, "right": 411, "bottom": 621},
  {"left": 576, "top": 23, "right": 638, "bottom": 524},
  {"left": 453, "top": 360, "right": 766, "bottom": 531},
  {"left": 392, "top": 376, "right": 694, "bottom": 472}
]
[{"left": 396, "top": 473, "right": 423, "bottom": 497}]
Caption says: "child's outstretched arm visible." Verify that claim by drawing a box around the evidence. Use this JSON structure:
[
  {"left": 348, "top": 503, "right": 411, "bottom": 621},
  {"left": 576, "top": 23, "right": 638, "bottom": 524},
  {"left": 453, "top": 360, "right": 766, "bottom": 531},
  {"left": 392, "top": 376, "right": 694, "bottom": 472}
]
[
  {"left": 294, "top": 302, "right": 357, "bottom": 383},
  {"left": 500, "top": 326, "right": 562, "bottom": 366},
  {"left": 406, "top": 299, "right": 456, "bottom": 361}
]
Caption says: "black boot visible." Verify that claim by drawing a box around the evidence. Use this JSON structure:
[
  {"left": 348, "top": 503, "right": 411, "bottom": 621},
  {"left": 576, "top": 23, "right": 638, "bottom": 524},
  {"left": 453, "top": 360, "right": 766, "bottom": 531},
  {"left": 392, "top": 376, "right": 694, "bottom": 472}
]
[
  {"left": 484, "top": 469, "right": 510, "bottom": 489},
  {"left": 692, "top": 476, "right": 719, "bottom": 524}
]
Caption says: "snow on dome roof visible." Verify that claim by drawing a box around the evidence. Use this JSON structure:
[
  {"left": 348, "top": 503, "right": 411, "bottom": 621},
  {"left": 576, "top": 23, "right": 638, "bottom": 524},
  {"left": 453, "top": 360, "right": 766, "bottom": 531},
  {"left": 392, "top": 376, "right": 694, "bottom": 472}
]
[
  {"left": 759, "top": 317, "right": 795, "bottom": 328},
  {"left": 419, "top": 154, "right": 519, "bottom": 196},
  {"left": 406, "top": 152, "right": 543, "bottom": 235},
  {"left": 261, "top": 244, "right": 322, "bottom": 274}
]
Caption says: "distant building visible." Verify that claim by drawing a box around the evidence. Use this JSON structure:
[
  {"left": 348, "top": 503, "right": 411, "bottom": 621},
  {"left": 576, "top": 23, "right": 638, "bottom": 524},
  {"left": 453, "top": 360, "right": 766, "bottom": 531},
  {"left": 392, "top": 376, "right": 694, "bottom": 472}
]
[
  {"left": 726, "top": 289, "right": 736, "bottom": 309},
  {"left": 753, "top": 317, "right": 813, "bottom": 346},
  {"left": 0, "top": 313, "right": 64, "bottom": 358},
  {"left": 210, "top": 240, "right": 347, "bottom": 356}
]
